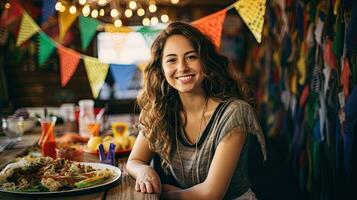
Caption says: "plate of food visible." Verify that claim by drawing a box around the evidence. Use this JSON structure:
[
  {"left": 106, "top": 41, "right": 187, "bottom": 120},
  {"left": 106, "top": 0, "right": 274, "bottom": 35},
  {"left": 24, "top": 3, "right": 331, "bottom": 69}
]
[{"left": 0, "top": 157, "right": 121, "bottom": 196}]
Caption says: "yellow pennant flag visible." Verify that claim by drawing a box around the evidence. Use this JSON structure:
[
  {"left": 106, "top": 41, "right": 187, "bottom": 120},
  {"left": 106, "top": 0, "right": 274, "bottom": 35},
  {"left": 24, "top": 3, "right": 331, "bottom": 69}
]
[
  {"left": 234, "top": 0, "right": 266, "bottom": 43},
  {"left": 58, "top": 11, "right": 77, "bottom": 41},
  {"left": 83, "top": 56, "right": 109, "bottom": 98},
  {"left": 16, "top": 12, "right": 40, "bottom": 46}
]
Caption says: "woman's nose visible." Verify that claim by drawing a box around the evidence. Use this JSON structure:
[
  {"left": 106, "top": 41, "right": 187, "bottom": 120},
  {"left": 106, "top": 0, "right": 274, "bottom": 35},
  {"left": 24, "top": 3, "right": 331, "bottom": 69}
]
[{"left": 177, "top": 59, "right": 188, "bottom": 72}]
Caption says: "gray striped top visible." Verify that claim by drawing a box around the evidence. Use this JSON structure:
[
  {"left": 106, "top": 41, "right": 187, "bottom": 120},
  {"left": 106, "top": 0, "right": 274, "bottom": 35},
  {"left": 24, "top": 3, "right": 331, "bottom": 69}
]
[{"left": 167, "top": 98, "right": 267, "bottom": 199}]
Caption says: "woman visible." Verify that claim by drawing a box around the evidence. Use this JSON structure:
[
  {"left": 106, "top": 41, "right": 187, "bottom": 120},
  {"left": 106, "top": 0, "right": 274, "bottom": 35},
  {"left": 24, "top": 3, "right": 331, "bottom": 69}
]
[{"left": 126, "top": 22, "right": 267, "bottom": 199}]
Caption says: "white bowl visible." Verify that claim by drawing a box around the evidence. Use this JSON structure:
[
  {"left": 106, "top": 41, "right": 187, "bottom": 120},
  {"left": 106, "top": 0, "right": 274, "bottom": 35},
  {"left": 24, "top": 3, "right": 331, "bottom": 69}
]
[{"left": 2, "top": 117, "right": 37, "bottom": 133}]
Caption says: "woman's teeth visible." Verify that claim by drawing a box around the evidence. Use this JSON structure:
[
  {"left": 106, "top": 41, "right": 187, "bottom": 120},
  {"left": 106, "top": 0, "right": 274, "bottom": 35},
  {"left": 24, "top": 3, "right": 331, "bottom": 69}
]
[{"left": 177, "top": 75, "right": 193, "bottom": 80}]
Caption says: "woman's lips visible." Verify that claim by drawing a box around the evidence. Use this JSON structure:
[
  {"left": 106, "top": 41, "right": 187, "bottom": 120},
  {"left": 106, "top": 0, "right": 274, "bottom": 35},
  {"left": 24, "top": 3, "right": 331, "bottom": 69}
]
[{"left": 175, "top": 75, "right": 194, "bottom": 83}]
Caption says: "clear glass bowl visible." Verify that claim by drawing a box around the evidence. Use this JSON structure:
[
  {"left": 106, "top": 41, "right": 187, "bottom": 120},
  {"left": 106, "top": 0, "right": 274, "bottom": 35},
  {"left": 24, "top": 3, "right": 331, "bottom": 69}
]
[{"left": 1, "top": 117, "right": 37, "bottom": 141}]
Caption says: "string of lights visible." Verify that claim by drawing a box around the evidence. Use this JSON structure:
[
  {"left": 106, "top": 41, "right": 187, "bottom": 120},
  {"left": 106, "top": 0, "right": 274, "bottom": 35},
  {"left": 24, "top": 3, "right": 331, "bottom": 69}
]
[{"left": 54, "top": 0, "right": 178, "bottom": 27}]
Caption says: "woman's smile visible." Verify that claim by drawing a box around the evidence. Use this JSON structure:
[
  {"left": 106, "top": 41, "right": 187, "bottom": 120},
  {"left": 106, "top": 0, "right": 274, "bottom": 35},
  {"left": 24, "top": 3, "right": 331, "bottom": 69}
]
[{"left": 175, "top": 74, "right": 195, "bottom": 83}]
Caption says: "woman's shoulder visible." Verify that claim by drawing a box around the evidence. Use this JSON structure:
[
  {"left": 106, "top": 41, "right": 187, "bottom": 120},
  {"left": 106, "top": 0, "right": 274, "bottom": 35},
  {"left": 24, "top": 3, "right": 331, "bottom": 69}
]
[{"left": 221, "top": 98, "right": 254, "bottom": 113}]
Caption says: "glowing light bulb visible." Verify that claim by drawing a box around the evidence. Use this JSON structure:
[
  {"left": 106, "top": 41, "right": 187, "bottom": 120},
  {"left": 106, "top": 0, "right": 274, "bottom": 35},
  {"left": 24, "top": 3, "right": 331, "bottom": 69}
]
[
  {"left": 69, "top": 6, "right": 77, "bottom": 14},
  {"left": 161, "top": 14, "right": 169, "bottom": 23},
  {"left": 125, "top": 9, "right": 133, "bottom": 18},
  {"left": 171, "top": 0, "right": 179, "bottom": 4},
  {"left": 142, "top": 17, "right": 150, "bottom": 26},
  {"left": 137, "top": 8, "right": 145, "bottom": 16},
  {"left": 149, "top": 4, "right": 157, "bottom": 13},
  {"left": 110, "top": 9, "right": 119, "bottom": 18},
  {"left": 150, "top": 17, "right": 158, "bottom": 25},
  {"left": 99, "top": 8, "right": 105, "bottom": 16},
  {"left": 91, "top": 9, "right": 98, "bottom": 18},
  {"left": 98, "top": 0, "right": 107, "bottom": 6},
  {"left": 129, "top": 1, "right": 137, "bottom": 10},
  {"left": 59, "top": 5, "right": 66, "bottom": 13},
  {"left": 5, "top": 2, "right": 11, "bottom": 9},
  {"left": 55, "top": 2, "right": 62, "bottom": 11},
  {"left": 79, "top": 0, "right": 86, "bottom": 5},
  {"left": 82, "top": 5, "right": 91, "bottom": 17},
  {"left": 114, "top": 19, "right": 122, "bottom": 27}
]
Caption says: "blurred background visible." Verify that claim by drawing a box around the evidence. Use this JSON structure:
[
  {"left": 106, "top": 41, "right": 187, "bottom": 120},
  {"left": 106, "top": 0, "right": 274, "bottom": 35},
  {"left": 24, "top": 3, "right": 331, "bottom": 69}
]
[{"left": 0, "top": 0, "right": 357, "bottom": 199}]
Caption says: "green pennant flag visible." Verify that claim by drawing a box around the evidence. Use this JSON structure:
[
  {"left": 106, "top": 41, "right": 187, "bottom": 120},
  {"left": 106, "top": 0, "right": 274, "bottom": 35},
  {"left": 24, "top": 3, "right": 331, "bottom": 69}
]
[
  {"left": 38, "top": 32, "right": 56, "bottom": 66},
  {"left": 137, "top": 26, "right": 161, "bottom": 47},
  {"left": 79, "top": 16, "right": 101, "bottom": 50}
]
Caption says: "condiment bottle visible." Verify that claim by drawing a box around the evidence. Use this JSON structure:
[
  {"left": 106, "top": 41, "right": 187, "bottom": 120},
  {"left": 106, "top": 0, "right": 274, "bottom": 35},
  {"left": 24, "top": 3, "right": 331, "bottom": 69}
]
[
  {"left": 78, "top": 99, "right": 95, "bottom": 138},
  {"left": 60, "top": 103, "right": 77, "bottom": 132}
]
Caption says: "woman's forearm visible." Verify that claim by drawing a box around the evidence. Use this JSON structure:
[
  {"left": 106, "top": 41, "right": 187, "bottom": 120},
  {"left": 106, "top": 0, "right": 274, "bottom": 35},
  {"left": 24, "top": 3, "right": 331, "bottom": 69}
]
[{"left": 126, "top": 159, "right": 152, "bottom": 179}]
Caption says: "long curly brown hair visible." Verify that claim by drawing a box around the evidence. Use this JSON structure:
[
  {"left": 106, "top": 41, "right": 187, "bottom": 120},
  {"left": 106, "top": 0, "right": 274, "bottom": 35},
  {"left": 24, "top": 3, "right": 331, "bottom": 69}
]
[{"left": 137, "top": 22, "right": 254, "bottom": 170}]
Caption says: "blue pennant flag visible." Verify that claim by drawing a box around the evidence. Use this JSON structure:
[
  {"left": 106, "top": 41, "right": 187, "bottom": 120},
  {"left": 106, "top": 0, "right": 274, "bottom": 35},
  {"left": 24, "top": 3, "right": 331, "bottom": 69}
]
[
  {"left": 41, "top": 0, "right": 56, "bottom": 24},
  {"left": 110, "top": 64, "right": 137, "bottom": 91}
]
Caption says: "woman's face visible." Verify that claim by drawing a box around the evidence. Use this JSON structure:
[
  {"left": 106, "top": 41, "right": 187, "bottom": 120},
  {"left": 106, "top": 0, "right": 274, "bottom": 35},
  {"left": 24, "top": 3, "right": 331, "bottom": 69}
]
[{"left": 161, "top": 35, "right": 205, "bottom": 95}]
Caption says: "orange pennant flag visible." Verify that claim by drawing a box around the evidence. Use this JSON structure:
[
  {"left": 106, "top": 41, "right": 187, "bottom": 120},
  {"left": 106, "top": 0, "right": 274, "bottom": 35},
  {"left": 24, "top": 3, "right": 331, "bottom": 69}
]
[
  {"left": 191, "top": 9, "right": 227, "bottom": 48},
  {"left": 58, "top": 11, "right": 77, "bottom": 41},
  {"left": 57, "top": 45, "right": 81, "bottom": 87}
]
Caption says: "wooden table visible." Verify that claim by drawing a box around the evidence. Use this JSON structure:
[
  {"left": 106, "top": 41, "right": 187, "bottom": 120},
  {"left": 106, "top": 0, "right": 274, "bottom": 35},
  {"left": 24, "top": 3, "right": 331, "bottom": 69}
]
[{"left": 0, "top": 128, "right": 159, "bottom": 200}]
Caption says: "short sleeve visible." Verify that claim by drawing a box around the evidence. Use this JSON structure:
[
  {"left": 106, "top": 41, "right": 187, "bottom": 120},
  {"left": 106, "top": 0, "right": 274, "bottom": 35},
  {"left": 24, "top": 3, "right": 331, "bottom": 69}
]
[{"left": 217, "top": 100, "right": 267, "bottom": 160}]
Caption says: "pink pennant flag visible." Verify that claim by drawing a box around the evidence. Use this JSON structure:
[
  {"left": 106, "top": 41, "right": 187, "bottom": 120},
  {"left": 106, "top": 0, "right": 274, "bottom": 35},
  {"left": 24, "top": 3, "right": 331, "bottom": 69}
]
[
  {"left": 57, "top": 45, "right": 81, "bottom": 87},
  {"left": 0, "top": 0, "right": 23, "bottom": 26},
  {"left": 191, "top": 9, "right": 227, "bottom": 49}
]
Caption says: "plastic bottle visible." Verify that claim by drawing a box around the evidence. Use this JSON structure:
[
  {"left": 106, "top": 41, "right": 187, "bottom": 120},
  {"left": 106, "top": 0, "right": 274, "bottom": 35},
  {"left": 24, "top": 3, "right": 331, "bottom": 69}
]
[{"left": 78, "top": 99, "right": 95, "bottom": 138}]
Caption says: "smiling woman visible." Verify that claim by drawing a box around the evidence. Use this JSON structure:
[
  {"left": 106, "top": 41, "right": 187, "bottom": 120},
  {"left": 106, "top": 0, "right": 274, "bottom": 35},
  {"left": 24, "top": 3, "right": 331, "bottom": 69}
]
[{"left": 126, "top": 22, "right": 267, "bottom": 200}]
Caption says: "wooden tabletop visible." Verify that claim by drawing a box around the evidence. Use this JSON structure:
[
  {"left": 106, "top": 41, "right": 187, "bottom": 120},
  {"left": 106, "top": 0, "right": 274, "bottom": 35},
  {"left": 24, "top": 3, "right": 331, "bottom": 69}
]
[{"left": 0, "top": 128, "right": 159, "bottom": 200}]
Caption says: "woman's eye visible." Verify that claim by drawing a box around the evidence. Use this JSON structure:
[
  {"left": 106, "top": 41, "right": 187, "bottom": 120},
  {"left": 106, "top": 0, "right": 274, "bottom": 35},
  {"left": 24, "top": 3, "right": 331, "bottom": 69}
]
[
  {"left": 187, "top": 55, "right": 198, "bottom": 60},
  {"left": 166, "top": 59, "right": 176, "bottom": 64}
]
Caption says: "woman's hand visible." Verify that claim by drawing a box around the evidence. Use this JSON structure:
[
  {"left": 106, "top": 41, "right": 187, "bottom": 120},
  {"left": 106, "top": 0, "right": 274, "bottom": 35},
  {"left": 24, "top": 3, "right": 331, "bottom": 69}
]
[{"left": 135, "top": 166, "right": 162, "bottom": 194}]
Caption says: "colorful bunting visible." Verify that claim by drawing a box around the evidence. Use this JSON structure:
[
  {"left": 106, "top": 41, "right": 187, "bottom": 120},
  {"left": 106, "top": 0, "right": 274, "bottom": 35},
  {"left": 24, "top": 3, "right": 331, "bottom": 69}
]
[
  {"left": 234, "top": 0, "right": 266, "bottom": 43},
  {"left": 192, "top": 9, "right": 227, "bottom": 48},
  {"left": 58, "top": 11, "right": 77, "bottom": 41},
  {"left": 9, "top": 0, "right": 271, "bottom": 100},
  {"left": 137, "top": 26, "right": 161, "bottom": 47},
  {"left": 83, "top": 56, "right": 109, "bottom": 98},
  {"left": 41, "top": 0, "right": 56, "bottom": 24},
  {"left": 38, "top": 32, "right": 56, "bottom": 66},
  {"left": 16, "top": 12, "right": 40, "bottom": 46},
  {"left": 79, "top": 16, "right": 101, "bottom": 50},
  {"left": 0, "top": 0, "right": 23, "bottom": 26},
  {"left": 57, "top": 45, "right": 81, "bottom": 87}
]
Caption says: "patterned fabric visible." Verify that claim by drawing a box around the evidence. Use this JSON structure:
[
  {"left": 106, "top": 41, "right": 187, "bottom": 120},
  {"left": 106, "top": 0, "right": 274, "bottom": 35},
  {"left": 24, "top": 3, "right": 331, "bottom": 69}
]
[{"left": 166, "top": 98, "right": 267, "bottom": 199}]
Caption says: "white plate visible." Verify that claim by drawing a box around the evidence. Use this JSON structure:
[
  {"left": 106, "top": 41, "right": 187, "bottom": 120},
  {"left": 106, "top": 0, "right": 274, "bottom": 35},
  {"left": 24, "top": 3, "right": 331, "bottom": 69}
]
[{"left": 0, "top": 162, "right": 121, "bottom": 196}]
